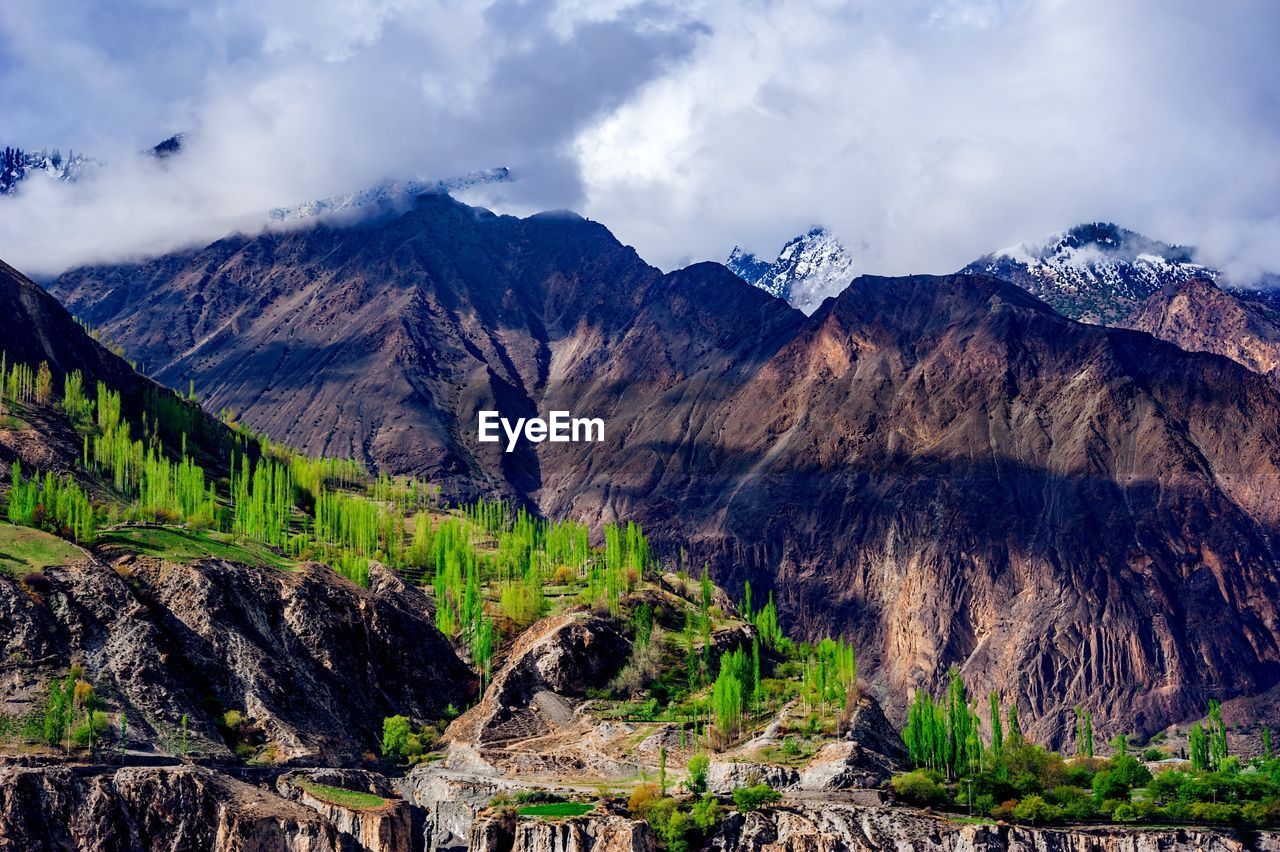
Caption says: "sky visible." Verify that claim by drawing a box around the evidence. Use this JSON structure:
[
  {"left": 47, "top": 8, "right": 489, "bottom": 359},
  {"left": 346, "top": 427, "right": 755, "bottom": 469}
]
[{"left": 1, "top": 0, "right": 1278, "bottom": 280}]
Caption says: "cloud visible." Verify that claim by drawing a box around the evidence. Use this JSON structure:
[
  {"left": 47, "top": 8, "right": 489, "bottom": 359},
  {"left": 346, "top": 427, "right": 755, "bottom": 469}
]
[
  {"left": 1, "top": 0, "right": 1278, "bottom": 281},
  {"left": 0, "top": 0, "right": 702, "bottom": 275},
  {"left": 575, "top": 0, "right": 1280, "bottom": 281}
]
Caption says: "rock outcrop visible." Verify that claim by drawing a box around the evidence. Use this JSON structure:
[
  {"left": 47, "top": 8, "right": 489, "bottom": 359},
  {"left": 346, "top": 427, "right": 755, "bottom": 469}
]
[
  {"left": 0, "top": 765, "right": 350, "bottom": 852},
  {"left": 0, "top": 557, "right": 471, "bottom": 763},
  {"left": 798, "top": 694, "right": 906, "bottom": 789},
  {"left": 708, "top": 805, "right": 1280, "bottom": 852},
  {"left": 448, "top": 613, "right": 628, "bottom": 749},
  {"left": 278, "top": 770, "right": 414, "bottom": 852},
  {"left": 470, "top": 811, "right": 654, "bottom": 852},
  {"left": 1123, "top": 277, "right": 1280, "bottom": 383}
]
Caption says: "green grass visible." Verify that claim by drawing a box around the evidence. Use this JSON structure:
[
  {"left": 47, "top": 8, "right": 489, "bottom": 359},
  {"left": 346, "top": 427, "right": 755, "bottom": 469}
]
[
  {"left": 295, "top": 777, "right": 389, "bottom": 810},
  {"left": 97, "top": 527, "right": 293, "bottom": 569},
  {"left": 517, "top": 802, "right": 595, "bottom": 818},
  {"left": 948, "top": 815, "right": 996, "bottom": 826},
  {"left": 0, "top": 522, "right": 85, "bottom": 574}
]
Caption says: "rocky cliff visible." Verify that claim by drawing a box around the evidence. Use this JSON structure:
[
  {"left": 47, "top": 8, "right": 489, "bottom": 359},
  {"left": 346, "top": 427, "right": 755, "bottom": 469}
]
[
  {"left": 708, "top": 805, "right": 1280, "bottom": 852},
  {"left": 1123, "top": 277, "right": 1280, "bottom": 383},
  {"left": 0, "top": 556, "right": 471, "bottom": 763},
  {"left": 6, "top": 764, "right": 1279, "bottom": 852}
]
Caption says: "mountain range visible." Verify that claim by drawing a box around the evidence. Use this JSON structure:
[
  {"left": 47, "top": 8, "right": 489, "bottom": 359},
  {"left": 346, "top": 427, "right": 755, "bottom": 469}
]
[
  {"left": 42, "top": 193, "right": 1280, "bottom": 746},
  {"left": 727, "top": 221, "right": 1280, "bottom": 336}
]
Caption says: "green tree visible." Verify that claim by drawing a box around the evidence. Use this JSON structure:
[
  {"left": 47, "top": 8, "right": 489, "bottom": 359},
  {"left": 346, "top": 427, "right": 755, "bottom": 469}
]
[
  {"left": 1189, "top": 723, "right": 1209, "bottom": 771},
  {"left": 382, "top": 715, "right": 411, "bottom": 762},
  {"left": 732, "top": 784, "right": 781, "bottom": 812},
  {"left": 686, "top": 754, "right": 710, "bottom": 795},
  {"left": 1007, "top": 703, "right": 1021, "bottom": 743},
  {"left": 1208, "top": 700, "right": 1229, "bottom": 770},
  {"left": 991, "top": 692, "right": 1004, "bottom": 761}
]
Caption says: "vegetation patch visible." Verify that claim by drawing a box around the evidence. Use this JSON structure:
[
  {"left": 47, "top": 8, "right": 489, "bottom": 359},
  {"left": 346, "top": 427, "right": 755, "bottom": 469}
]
[
  {"left": 0, "top": 522, "right": 84, "bottom": 574},
  {"left": 516, "top": 802, "right": 595, "bottom": 818},
  {"left": 295, "top": 777, "right": 389, "bottom": 811},
  {"left": 96, "top": 527, "right": 292, "bottom": 569}
]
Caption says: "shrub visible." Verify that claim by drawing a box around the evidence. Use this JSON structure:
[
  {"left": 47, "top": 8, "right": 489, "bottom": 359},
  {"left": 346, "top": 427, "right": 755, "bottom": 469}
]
[
  {"left": 70, "top": 711, "right": 109, "bottom": 747},
  {"left": 690, "top": 794, "right": 723, "bottom": 832},
  {"left": 991, "top": 799, "right": 1018, "bottom": 820},
  {"left": 1049, "top": 785, "right": 1096, "bottom": 820},
  {"left": 891, "top": 770, "right": 948, "bottom": 806},
  {"left": 628, "top": 782, "right": 661, "bottom": 816},
  {"left": 1112, "top": 802, "right": 1138, "bottom": 822},
  {"left": 733, "top": 784, "right": 782, "bottom": 813},
  {"left": 1142, "top": 747, "right": 1166, "bottom": 762},
  {"left": 685, "top": 754, "right": 710, "bottom": 795},
  {"left": 1012, "top": 794, "right": 1063, "bottom": 825},
  {"left": 1187, "top": 801, "right": 1241, "bottom": 823},
  {"left": 381, "top": 715, "right": 411, "bottom": 762}
]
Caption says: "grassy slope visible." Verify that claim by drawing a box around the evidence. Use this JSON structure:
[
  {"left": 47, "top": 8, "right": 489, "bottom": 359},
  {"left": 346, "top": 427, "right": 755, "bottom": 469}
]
[
  {"left": 95, "top": 527, "right": 294, "bottom": 569},
  {"left": 295, "top": 777, "right": 389, "bottom": 810},
  {"left": 0, "top": 522, "right": 86, "bottom": 574}
]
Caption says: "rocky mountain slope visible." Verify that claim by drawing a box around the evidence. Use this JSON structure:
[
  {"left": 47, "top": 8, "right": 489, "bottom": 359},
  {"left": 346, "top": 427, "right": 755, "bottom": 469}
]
[
  {"left": 1122, "top": 277, "right": 1280, "bottom": 383},
  {"left": 961, "top": 222, "right": 1215, "bottom": 323},
  {"left": 726, "top": 227, "right": 855, "bottom": 314},
  {"left": 0, "top": 556, "right": 471, "bottom": 764},
  {"left": 7, "top": 763, "right": 1273, "bottom": 852},
  {"left": 43, "top": 199, "right": 1280, "bottom": 745}
]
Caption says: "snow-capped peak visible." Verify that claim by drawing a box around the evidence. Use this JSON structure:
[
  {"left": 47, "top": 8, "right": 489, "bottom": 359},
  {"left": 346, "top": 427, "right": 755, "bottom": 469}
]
[
  {"left": 964, "top": 222, "right": 1216, "bottom": 324},
  {"left": 726, "top": 226, "right": 856, "bottom": 314},
  {"left": 268, "top": 167, "right": 512, "bottom": 222}
]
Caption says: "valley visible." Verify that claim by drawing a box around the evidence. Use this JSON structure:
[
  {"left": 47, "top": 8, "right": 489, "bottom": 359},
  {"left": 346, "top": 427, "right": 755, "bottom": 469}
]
[{"left": 5, "top": 223, "right": 1280, "bottom": 849}]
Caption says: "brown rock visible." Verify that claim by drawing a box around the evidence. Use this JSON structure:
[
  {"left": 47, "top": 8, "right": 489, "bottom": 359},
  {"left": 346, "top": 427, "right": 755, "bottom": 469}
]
[{"left": 1123, "top": 277, "right": 1280, "bottom": 383}]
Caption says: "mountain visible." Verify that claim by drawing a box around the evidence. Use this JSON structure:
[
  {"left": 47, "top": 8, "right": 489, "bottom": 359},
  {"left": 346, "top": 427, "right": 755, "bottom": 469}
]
[
  {"left": 962, "top": 222, "right": 1216, "bottom": 324},
  {"left": 1123, "top": 278, "right": 1280, "bottom": 384},
  {"left": 0, "top": 146, "right": 92, "bottom": 195},
  {"left": 47, "top": 196, "right": 1280, "bottom": 745},
  {"left": 726, "top": 227, "right": 856, "bottom": 314}
]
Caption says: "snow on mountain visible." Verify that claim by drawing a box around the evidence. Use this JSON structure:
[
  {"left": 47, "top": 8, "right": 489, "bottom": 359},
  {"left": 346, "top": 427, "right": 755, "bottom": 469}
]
[
  {"left": 962, "top": 222, "right": 1218, "bottom": 324},
  {"left": 268, "top": 167, "right": 513, "bottom": 222},
  {"left": 726, "top": 227, "right": 856, "bottom": 314},
  {"left": 1, "top": 146, "right": 94, "bottom": 195}
]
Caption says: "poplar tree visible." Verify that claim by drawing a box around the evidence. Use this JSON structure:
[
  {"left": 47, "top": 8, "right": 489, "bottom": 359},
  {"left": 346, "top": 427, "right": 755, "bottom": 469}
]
[
  {"left": 1189, "top": 723, "right": 1209, "bottom": 771},
  {"left": 1007, "top": 704, "right": 1021, "bottom": 743}
]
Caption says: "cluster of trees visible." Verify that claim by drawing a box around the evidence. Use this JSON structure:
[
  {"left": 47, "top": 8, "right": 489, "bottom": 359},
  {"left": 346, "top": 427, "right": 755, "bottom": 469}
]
[
  {"left": 1188, "top": 699, "right": 1231, "bottom": 771},
  {"left": 231, "top": 454, "right": 294, "bottom": 548},
  {"left": 39, "top": 667, "right": 107, "bottom": 752},
  {"left": 740, "top": 581, "right": 781, "bottom": 649},
  {"left": 0, "top": 356, "right": 51, "bottom": 407},
  {"left": 7, "top": 461, "right": 96, "bottom": 542},
  {"left": 902, "top": 669, "right": 1014, "bottom": 779},
  {"left": 896, "top": 675, "right": 1280, "bottom": 827}
]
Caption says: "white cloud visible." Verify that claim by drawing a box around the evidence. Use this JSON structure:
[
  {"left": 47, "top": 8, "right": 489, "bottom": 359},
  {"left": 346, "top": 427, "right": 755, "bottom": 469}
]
[
  {"left": 576, "top": 0, "right": 1280, "bottom": 280},
  {"left": 0, "top": 0, "right": 1277, "bottom": 281}
]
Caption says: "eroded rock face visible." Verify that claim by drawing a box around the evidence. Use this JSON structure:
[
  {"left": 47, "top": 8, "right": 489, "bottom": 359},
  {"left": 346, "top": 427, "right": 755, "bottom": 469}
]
[
  {"left": 448, "top": 613, "right": 628, "bottom": 749},
  {"left": 797, "top": 694, "right": 906, "bottom": 789},
  {"left": 470, "top": 812, "right": 655, "bottom": 852},
  {"left": 0, "top": 765, "right": 348, "bottom": 852},
  {"left": 1123, "top": 277, "right": 1280, "bottom": 383},
  {"left": 0, "top": 557, "right": 471, "bottom": 763},
  {"left": 395, "top": 768, "right": 513, "bottom": 851},
  {"left": 707, "top": 805, "right": 1280, "bottom": 852},
  {"left": 707, "top": 762, "right": 800, "bottom": 796}
]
